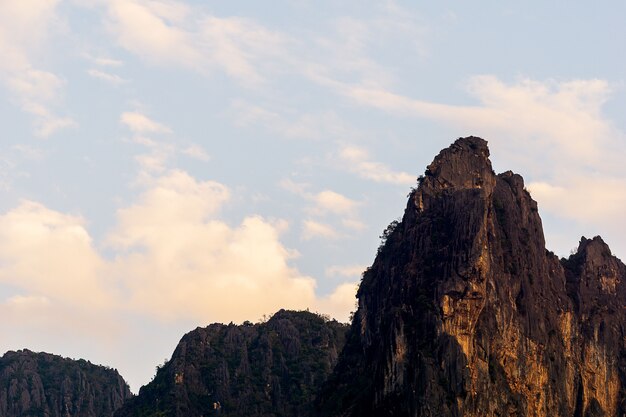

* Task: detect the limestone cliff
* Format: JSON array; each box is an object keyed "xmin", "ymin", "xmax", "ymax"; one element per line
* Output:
[
  {"xmin": 0, "ymin": 349, "xmax": 131, "ymax": 417},
  {"xmin": 317, "ymin": 137, "xmax": 626, "ymax": 417},
  {"xmin": 115, "ymin": 310, "xmax": 348, "ymax": 417}
]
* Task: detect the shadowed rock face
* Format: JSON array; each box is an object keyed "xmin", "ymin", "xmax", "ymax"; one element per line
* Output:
[
  {"xmin": 115, "ymin": 310, "xmax": 348, "ymax": 417},
  {"xmin": 317, "ymin": 137, "xmax": 626, "ymax": 417},
  {"xmin": 0, "ymin": 349, "xmax": 131, "ymax": 417}
]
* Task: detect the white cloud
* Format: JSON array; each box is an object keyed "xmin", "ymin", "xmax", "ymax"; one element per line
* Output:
[
  {"xmin": 302, "ymin": 219, "xmax": 342, "ymax": 241},
  {"xmin": 87, "ymin": 68, "xmax": 128, "ymax": 85},
  {"xmin": 0, "ymin": 169, "xmax": 357, "ymax": 324},
  {"xmin": 104, "ymin": 0, "xmax": 289, "ymax": 86},
  {"xmin": 338, "ymin": 145, "xmax": 415, "ymax": 185},
  {"xmin": 0, "ymin": 1, "xmax": 61, "ymax": 68},
  {"xmin": 316, "ymin": 282, "xmax": 358, "ymax": 322},
  {"xmin": 121, "ymin": 112, "xmax": 209, "ymax": 177},
  {"xmin": 12, "ymin": 144, "xmax": 45, "ymax": 160},
  {"xmin": 528, "ymin": 178, "xmax": 626, "ymax": 224},
  {"xmin": 311, "ymin": 190, "xmax": 358, "ymax": 216},
  {"xmin": 279, "ymin": 178, "xmax": 310, "ymax": 195},
  {"xmin": 339, "ymin": 75, "xmax": 626, "ymax": 255},
  {"xmin": 4, "ymin": 294, "xmax": 51, "ymax": 309},
  {"xmin": 0, "ymin": 1, "xmax": 75, "ymax": 137},
  {"xmin": 89, "ymin": 55, "xmax": 124, "ymax": 67},
  {"xmin": 280, "ymin": 180, "xmax": 365, "ymax": 237},
  {"xmin": 106, "ymin": 0, "xmax": 200, "ymax": 66},
  {"xmin": 121, "ymin": 111, "xmax": 172, "ymax": 134},
  {"xmin": 0, "ymin": 201, "xmax": 113, "ymax": 309},
  {"xmin": 105, "ymin": 168, "xmax": 315, "ymax": 322},
  {"xmin": 229, "ymin": 100, "xmax": 356, "ymax": 141},
  {"xmin": 107, "ymin": 170, "xmax": 230, "ymax": 248},
  {"xmin": 343, "ymin": 76, "xmax": 618, "ymax": 169},
  {"xmin": 181, "ymin": 144, "xmax": 210, "ymax": 161},
  {"xmin": 325, "ymin": 264, "xmax": 366, "ymax": 278},
  {"xmin": 6, "ymin": 69, "xmax": 76, "ymax": 137},
  {"xmin": 341, "ymin": 218, "xmax": 367, "ymax": 231}
]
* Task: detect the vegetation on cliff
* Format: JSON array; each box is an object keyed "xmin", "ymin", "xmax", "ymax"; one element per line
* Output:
[
  {"xmin": 0, "ymin": 349, "xmax": 131, "ymax": 417},
  {"xmin": 115, "ymin": 310, "xmax": 348, "ymax": 417}
]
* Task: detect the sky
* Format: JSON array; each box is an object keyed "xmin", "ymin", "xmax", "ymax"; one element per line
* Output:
[{"xmin": 1, "ymin": 0, "xmax": 626, "ymax": 392}]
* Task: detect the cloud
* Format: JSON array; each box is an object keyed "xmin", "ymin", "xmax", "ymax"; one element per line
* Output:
[
  {"xmin": 0, "ymin": 1, "xmax": 75, "ymax": 137},
  {"xmin": 343, "ymin": 76, "xmax": 618, "ymax": 169},
  {"xmin": 311, "ymin": 190, "xmax": 359, "ymax": 216},
  {"xmin": 229, "ymin": 100, "xmax": 357, "ymax": 141},
  {"xmin": 134, "ymin": 150, "xmax": 170, "ymax": 174},
  {"xmin": 325, "ymin": 264, "xmax": 366, "ymax": 278},
  {"xmin": 0, "ymin": 201, "xmax": 113, "ymax": 309},
  {"xmin": 338, "ymin": 145, "xmax": 415, "ymax": 185},
  {"xmin": 121, "ymin": 112, "xmax": 211, "ymax": 176},
  {"xmin": 12, "ymin": 144, "xmax": 45, "ymax": 160},
  {"xmin": 279, "ymin": 178, "xmax": 310, "ymax": 195},
  {"xmin": 280, "ymin": 180, "xmax": 365, "ymax": 237},
  {"xmin": 279, "ymin": 180, "xmax": 360, "ymax": 216},
  {"xmin": 341, "ymin": 218, "xmax": 367, "ymax": 231},
  {"xmin": 121, "ymin": 111, "xmax": 172, "ymax": 134},
  {"xmin": 4, "ymin": 294, "xmax": 51, "ymax": 309},
  {"xmin": 0, "ymin": 169, "xmax": 356, "ymax": 324},
  {"xmin": 105, "ymin": 170, "xmax": 319, "ymax": 322},
  {"xmin": 301, "ymin": 2, "xmax": 429, "ymax": 91},
  {"xmin": 104, "ymin": 0, "xmax": 289, "ymax": 86},
  {"xmin": 6, "ymin": 69, "xmax": 76, "ymax": 137},
  {"xmin": 87, "ymin": 68, "xmax": 128, "ymax": 85},
  {"xmin": 107, "ymin": 170, "xmax": 230, "ymax": 248},
  {"xmin": 88, "ymin": 55, "xmax": 124, "ymax": 67},
  {"xmin": 301, "ymin": 219, "xmax": 342, "ymax": 241},
  {"xmin": 338, "ymin": 75, "xmax": 626, "ymax": 255},
  {"xmin": 181, "ymin": 144, "xmax": 210, "ymax": 161},
  {"xmin": 527, "ymin": 178, "xmax": 626, "ymax": 225},
  {"xmin": 317, "ymin": 282, "xmax": 358, "ymax": 322}
]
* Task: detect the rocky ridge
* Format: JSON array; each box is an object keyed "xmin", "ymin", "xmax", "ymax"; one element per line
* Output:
[
  {"xmin": 0, "ymin": 349, "xmax": 131, "ymax": 417},
  {"xmin": 316, "ymin": 136, "xmax": 626, "ymax": 417},
  {"xmin": 115, "ymin": 309, "xmax": 348, "ymax": 417}
]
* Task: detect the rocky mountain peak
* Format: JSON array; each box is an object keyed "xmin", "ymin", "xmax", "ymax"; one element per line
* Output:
[
  {"xmin": 318, "ymin": 136, "xmax": 626, "ymax": 417},
  {"xmin": 565, "ymin": 235, "xmax": 625, "ymax": 304},
  {"xmin": 424, "ymin": 136, "xmax": 493, "ymax": 189},
  {"xmin": 412, "ymin": 136, "xmax": 496, "ymax": 215},
  {"xmin": 576, "ymin": 235, "xmax": 613, "ymax": 261}
]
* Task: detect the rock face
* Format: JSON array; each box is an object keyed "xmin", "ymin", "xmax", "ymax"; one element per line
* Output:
[
  {"xmin": 0, "ymin": 349, "xmax": 132, "ymax": 417},
  {"xmin": 317, "ymin": 137, "xmax": 626, "ymax": 417},
  {"xmin": 115, "ymin": 310, "xmax": 348, "ymax": 417}
]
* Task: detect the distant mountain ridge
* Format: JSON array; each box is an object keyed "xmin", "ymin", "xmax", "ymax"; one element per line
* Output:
[{"xmin": 0, "ymin": 349, "xmax": 131, "ymax": 417}]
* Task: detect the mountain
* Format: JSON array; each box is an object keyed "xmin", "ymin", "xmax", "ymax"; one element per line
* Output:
[
  {"xmin": 316, "ymin": 137, "xmax": 626, "ymax": 417},
  {"xmin": 115, "ymin": 309, "xmax": 348, "ymax": 417},
  {"xmin": 0, "ymin": 349, "xmax": 131, "ymax": 417}
]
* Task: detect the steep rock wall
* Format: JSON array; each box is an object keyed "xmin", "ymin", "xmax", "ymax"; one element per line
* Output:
[{"xmin": 317, "ymin": 137, "xmax": 626, "ymax": 417}]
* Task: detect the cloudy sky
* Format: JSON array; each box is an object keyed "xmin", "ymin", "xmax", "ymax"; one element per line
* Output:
[{"xmin": 2, "ymin": 0, "xmax": 626, "ymax": 391}]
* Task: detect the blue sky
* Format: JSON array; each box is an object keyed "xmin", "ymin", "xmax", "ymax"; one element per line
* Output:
[{"xmin": 1, "ymin": 0, "xmax": 626, "ymax": 392}]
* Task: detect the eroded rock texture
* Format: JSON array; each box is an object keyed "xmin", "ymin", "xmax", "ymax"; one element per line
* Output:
[
  {"xmin": 317, "ymin": 137, "xmax": 626, "ymax": 417},
  {"xmin": 0, "ymin": 349, "xmax": 131, "ymax": 417},
  {"xmin": 115, "ymin": 310, "xmax": 348, "ymax": 417}
]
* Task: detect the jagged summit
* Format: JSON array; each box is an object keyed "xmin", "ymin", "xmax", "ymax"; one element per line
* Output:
[
  {"xmin": 318, "ymin": 137, "xmax": 626, "ymax": 417},
  {"xmin": 576, "ymin": 235, "xmax": 614, "ymax": 260},
  {"xmin": 422, "ymin": 136, "xmax": 493, "ymax": 190}
]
